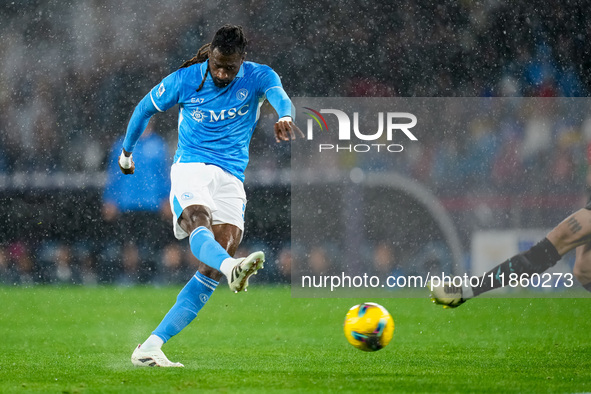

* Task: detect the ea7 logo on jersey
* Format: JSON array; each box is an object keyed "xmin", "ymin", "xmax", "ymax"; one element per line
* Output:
[{"xmin": 209, "ymin": 104, "xmax": 250, "ymax": 122}]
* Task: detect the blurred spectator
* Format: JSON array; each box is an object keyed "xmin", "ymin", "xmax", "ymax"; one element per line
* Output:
[
  {"xmin": 307, "ymin": 245, "xmax": 333, "ymax": 276},
  {"xmin": 1, "ymin": 0, "xmax": 591, "ymax": 286},
  {"xmin": 491, "ymin": 134, "xmax": 524, "ymax": 191},
  {"xmin": 276, "ymin": 246, "xmax": 293, "ymax": 284},
  {"xmin": 407, "ymin": 241, "xmax": 452, "ymax": 276},
  {"xmin": 0, "ymin": 1, "xmax": 590, "ymax": 174},
  {"xmin": 160, "ymin": 243, "xmax": 186, "ymax": 285},
  {"xmin": 371, "ymin": 241, "xmax": 404, "ymax": 278},
  {"xmin": 0, "ymin": 246, "xmax": 8, "ymax": 285},
  {"xmin": 549, "ymin": 130, "xmax": 580, "ymax": 190},
  {"xmin": 523, "ymin": 43, "xmax": 558, "ymax": 96},
  {"xmin": 5, "ymin": 242, "xmax": 34, "ymax": 285},
  {"xmin": 76, "ymin": 244, "xmax": 99, "ymax": 286},
  {"xmin": 101, "ymin": 123, "xmax": 173, "ymax": 285},
  {"xmin": 431, "ymin": 137, "xmax": 462, "ymax": 194}
]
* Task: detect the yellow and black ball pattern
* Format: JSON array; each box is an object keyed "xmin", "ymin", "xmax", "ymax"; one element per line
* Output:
[{"xmin": 344, "ymin": 302, "xmax": 394, "ymax": 351}]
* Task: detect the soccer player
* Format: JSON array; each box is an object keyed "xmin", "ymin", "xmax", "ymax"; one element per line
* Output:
[
  {"xmin": 122, "ymin": 25, "xmax": 301, "ymax": 367},
  {"xmin": 430, "ymin": 204, "xmax": 591, "ymax": 307}
]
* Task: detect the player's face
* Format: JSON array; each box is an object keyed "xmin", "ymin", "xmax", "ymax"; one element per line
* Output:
[{"xmin": 209, "ymin": 48, "xmax": 244, "ymax": 88}]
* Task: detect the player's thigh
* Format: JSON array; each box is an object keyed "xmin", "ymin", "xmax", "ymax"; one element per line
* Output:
[
  {"xmin": 169, "ymin": 163, "xmax": 218, "ymax": 239},
  {"xmin": 211, "ymin": 168, "xmax": 247, "ymax": 234}
]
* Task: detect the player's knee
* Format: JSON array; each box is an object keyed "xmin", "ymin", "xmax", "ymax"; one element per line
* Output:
[
  {"xmin": 573, "ymin": 262, "xmax": 591, "ymax": 285},
  {"xmin": 180, "ymin": 205, "xmax": 212, "ymax": 233}
]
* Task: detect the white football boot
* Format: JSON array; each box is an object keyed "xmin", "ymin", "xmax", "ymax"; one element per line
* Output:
[
  {"xmin": 228, "ymin": 251, "xmax": 265, "ymax": 293},
  {"xmin": 429, "ymin": 280, "xmax": 468, "ymax": 308},
  {"xmin": 131, "ymin": 344, "xmax": 184, "ymax": 367}
]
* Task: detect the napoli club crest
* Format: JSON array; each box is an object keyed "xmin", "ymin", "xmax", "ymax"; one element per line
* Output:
[{"xmin": 236, "ymin": 88, "xmax": 248, "ymax": 101}]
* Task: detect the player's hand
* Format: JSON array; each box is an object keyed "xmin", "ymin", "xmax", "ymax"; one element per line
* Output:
[
  {"xmin": 118, "ymin": 149, "xmax": 135, "ymax": 174},
  {"xmin": 274, "ymin": 116, "xmax": 304, "ymax": 142}
]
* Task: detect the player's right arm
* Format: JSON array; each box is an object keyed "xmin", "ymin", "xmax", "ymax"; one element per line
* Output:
[{"xmin": 119, "ymin": 72, "xmax": 181, "ymax": 174}]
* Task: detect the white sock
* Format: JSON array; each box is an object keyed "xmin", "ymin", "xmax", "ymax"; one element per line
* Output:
[
  {"xmin": 219, "ymin": 257, "xmax": 238, "ymax": 278},
  {"xmin": 142, "ymin": 334, "xmax": 164, "ymax": 350}
]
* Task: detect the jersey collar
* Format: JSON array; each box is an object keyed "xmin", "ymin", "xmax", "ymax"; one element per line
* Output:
[
  {"xmin": 200, "ymin": 60, "xmax": 245, "ymax": 79},
  {"xmin": 236, "ymin": 63, "xmax": 245, "ymax": 78}
]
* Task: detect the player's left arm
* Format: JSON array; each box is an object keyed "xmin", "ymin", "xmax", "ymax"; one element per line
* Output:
[
  {"xmin": 261, "ymin": 68, "xmax": 304, "ymax": 142},
  {"xmin": 266, "ymin": 87, "xmax": 304, "ymax": 142}
]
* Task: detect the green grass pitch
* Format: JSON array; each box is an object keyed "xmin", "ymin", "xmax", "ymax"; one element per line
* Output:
[{"xmin": 1, "ymin": 286, "xmax": 590, "ymax": 393}]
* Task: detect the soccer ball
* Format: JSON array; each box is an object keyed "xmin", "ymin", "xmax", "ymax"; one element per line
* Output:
[{"xmin": 343, "ymin": 302, "xmax": 394, "ymax": 352}]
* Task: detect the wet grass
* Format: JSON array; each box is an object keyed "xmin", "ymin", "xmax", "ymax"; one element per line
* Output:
[{"xmin": 0, "ymin": 285, "xmax": 590, "ymax": 393}]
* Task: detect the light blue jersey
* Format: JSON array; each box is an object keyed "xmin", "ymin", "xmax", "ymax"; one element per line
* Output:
[{"xmin": 123, "ymin": 60, "xmax": 292, "ymax": 181}]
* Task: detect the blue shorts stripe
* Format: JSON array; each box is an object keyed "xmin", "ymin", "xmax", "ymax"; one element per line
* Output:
[{"xmin": 173, "ymin": 195, "xmax": 184, "ymax": 218}]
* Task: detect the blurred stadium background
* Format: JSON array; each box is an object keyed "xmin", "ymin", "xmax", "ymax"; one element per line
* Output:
[{"xmin": 1, "ymin": 0, "xmax": 590, "ymax": 287}]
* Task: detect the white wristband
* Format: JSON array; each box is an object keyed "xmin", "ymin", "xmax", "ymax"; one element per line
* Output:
[
  {"xmin": 278, "ymin": 116, "xmax": 292, "ymax": 122},
  {"xmin": 119, "ymin": 152, "xmax": 133, "ymax": 169}
]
